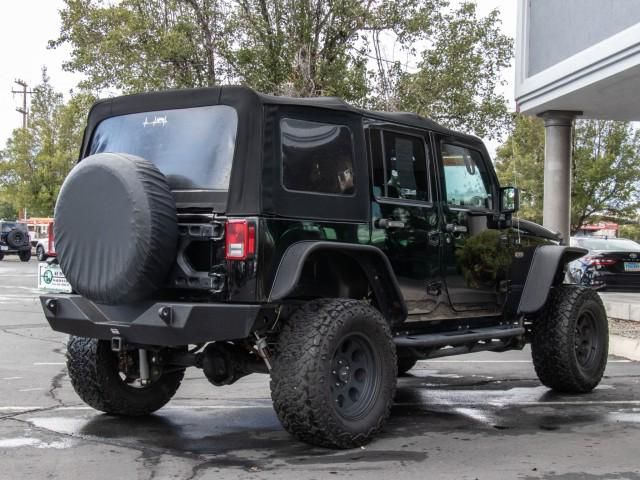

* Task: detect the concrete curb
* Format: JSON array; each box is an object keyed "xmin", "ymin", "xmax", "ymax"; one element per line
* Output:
[
  {"xmin": 602, "ymin": 301, "xmax": 640, "ymax": 322},
  {"xmin": 609, "ymin": 334, "xmax": 640, "ymax": 361}
]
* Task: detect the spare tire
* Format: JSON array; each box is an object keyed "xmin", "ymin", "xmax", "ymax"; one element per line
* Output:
[
  {"xmin": 55, "ymin": 153, "xmax": 178, "ymax": 304},
  {"xmin": 6, "ymin": 229, "xmax": 28, "ymax": 248}
]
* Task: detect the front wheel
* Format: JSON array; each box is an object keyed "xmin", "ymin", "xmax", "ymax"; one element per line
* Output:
[
  {"xmin": 271, "ymin": 299, "xmax": 397, "ymax": 448},
  {"xmin": 67, "ymin": 336, "xmax": 184, "ymax": 415},
  {"xmin": 531, "ymin": 286, "xmax": 608, "ymax": 393},
  {"xmin": 36, "ymin": 245, "xmax": 47, "ymax": 261}
]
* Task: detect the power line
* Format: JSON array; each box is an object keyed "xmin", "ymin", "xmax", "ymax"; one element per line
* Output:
[{"xmin": 11, "ymin": 79, "xmax": 34, "ymax": 129}]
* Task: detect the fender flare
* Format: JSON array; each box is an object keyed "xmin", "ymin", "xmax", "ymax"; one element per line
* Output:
[
  {"xmin": 269, "ymin": 241, "xmax": 407, "ymax": 323},
  {"xmin": 518, "ymin": 245, "xmax": 587, "ymax": 314}
]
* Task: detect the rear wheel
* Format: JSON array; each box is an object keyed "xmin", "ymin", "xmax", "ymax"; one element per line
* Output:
[
  {"xmin": 36, "ymin": 245, "xmax": 47, "ymax": 261},
  {"xmin": 18, "ymin": 250, "xmax": 31, "ymax": 262},
  {"xmin": 271, "ymin": 299, "xmax": 397, "ymax": 448},
  {"xmin": 67, "ymin": 336, "xmax": 184, "ymax": 415},
  {"xmin": 531, "ymin": 285, "xmax": 608, "ymax": 393},
  {"xmin": 0, "ymin": 253, "xmax": 4, "ymax": 261}
]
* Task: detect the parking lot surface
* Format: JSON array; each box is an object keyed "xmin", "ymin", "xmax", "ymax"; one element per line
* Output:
[{"xmin": 1, "ymin": 258, "xmax": 640, "ymax": 479}]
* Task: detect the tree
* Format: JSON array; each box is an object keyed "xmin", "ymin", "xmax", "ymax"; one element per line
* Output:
[
  {"xmin": 0, "ymin": 70, "xmax": 94, "ymax": 217},
  {"xmin": 0, "ymin": 201, "xmax": 17, "ymax": 220},
  {"xmin": 394, "ymin": 2, "xmax": 513, "ymax": 139},
  {"xmin": 50, "ymin": 0, "xmax": 233, "ymax": 92},
  {"xmin": 495, "ymin": 116, "xmax": 640, "ymax": 233},
  {"xmin": 494, "ymin": 115, "xmax": 545, "ymax": 224},
  {"xmin": 51, "ymin": 0, "xmax": 513, "ymax": 138}
]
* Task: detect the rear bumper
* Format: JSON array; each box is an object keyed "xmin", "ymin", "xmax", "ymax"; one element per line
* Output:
[
  {"xmin": 40, "ymin": 295, "xmax": 262, "ymax": 346},
  {"xmin": 591, "ymin": 272, "xmax": 640, "ymax": 291},
  {"xmin": 0, "ymin": 245, "xmax": 31, "ymax": 253}
]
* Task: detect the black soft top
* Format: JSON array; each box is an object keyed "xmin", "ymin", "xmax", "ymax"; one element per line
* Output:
[
  {"xmin": 80, "ymin": 85, "xmax": 484, "ymax": 216},
  {"xmin": 85, "ymin": 85, "xmax": 480, "ymax": 143}
]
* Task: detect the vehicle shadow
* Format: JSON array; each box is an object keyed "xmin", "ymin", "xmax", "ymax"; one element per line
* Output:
[{"xmin": 63, "ymin": 373, "xmax": 618, "ymax": 469}]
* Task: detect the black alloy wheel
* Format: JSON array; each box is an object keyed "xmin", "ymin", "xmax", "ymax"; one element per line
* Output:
[
  {"xmin": 574, "ymin": 310, "xmax": 603, "ymax": 371},
  {"xmin": 330, "ymin": 333, "xmax": 380, "ymax": 420}
]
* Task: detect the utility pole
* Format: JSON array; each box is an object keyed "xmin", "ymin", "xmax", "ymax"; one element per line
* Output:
[{"xmin": 11, "ymin": 79, "xmax": 33, "ymax": 129}]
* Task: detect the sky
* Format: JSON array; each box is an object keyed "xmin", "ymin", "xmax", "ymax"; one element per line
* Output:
[{"xmin": 0, "ymin": 0, "xmax": 518, "ymax": 151}]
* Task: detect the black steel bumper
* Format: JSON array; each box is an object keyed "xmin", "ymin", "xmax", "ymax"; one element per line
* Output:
[{"xmin": 40, "ymin": 295, "xmax": 262, "ymax": 346}]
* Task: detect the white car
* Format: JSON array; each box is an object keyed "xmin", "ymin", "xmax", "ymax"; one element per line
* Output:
[{"xmin": 36, "ymin": 237, "xmax": 50, "ymax": 261}]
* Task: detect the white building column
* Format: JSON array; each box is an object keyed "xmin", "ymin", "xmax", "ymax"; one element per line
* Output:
[{"xmin": 538, "ymin": 110, "xmax": 581, "ymax": 244}]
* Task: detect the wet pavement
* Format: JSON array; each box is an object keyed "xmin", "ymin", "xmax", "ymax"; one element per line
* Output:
[{"xmin": 2, "ymin": 258, "xmax": 640, "ymax": 479}]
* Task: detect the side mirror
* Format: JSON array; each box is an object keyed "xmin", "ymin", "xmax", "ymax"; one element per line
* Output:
[{"xmin": 500, "ymin": 186, "xmax": 519, "ymax": 214}]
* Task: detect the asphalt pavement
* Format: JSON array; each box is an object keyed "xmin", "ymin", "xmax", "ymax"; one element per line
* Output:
[{"xmin": 1, "ymin": 258, "xmax": 640, "ymax": 479}]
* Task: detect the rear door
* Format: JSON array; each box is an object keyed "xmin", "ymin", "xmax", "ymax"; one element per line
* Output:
[
  {"xmin": 435, "ymin": 138, "xmax": 510, "ymax": 312},
  {"xmin": 367, "ymin": 126, "xmax": 443, "ymax": 316}
]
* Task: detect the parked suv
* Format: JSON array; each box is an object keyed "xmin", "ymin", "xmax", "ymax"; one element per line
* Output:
[
  {"xmin": 0, "ymin": 221, "xmax": 31, "ymax": 261},
  {"xmin": 41, "ymin": 86, "xmax": 608, "ymax": 448}
]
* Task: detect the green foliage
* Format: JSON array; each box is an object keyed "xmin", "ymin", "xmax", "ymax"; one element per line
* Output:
[
  {"xmin": 51, "ymin": 0, "xmax": 229, "ymax": 92},
  {"xmin": 571, "ymin": 121, "xmax": 640, "ymax": 231},
  {"xmin": 0, "ymin": 201, "xmax": 17, "ymax": 220},
  {"xmin": 455, "ymin": 229, "xmax": 512, "ymax": 288},
  {"xmin": 0, "ymin": 70, "xmax": 94, "ymax": 217},
  {"xmin": 495, "ymin": 115, "xmax": 640, "ymax": 233},
  {"xmin": 51, "ymin": 0, "xmax": 513, "ymax": 137},
  {"xmin": 494, "ymin": 115, "xmax": 545, "ymax": 224},
  {"xmin": 619, "ymin": 223, "xmax": 640, "ymax": 241},
  {"xmin": 396, "ymin": 2, "xmax": 513, "ymax": 139}
]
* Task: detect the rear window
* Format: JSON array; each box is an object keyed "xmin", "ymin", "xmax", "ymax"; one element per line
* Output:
[
  {"xmin": 573, "ymin": 238, "xmax": 640, "ymax": 251},
  {"xmin": 1, "ymin": 223, "xmax": 27, "ymax": 233},
  {"xmin": 89, "ymin": 105, "xmax": 238, "ymax": 190}
]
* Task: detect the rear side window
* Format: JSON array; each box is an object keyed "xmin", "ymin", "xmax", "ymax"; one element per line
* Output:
[
  {"xmin": 370, "ymin": 129, "xmax": 430, "ymax": 202},
  {"xmin": 441, "ymin": 144, "xmax": 493, "ymax": 209},
  {"xmin": 281, "ymin": 118, "xmax": 355, "ymax": 195}
]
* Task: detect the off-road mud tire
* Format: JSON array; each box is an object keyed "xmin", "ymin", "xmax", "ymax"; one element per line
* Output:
[
  {"xmin": 531, "ymin": 285, "xmax": 608, "ymax": 393},
  {"xmin": 67, "ymin": 336, "xmax": 184, "ymax": 416},
  {"xmin": 397, "ymin": 356, "xmax": 418, "ymax": 376},
  {"xmin": 270, "ymin": 299, "xmax": 397, "ymax": 448},
  {"xmin": 0, "ymin": 253, "xmax": 4, "ymax": 261},
  {"xmin": 18, "ymin": 250, "xmax": 31, "ymax": 262}
]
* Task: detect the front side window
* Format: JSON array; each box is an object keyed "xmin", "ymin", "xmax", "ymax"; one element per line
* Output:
[
  {"xmin": 442, "ymin": 144, "xmax": 492, "ymax": 209},
  {"xmin": 281, "ymin": 118, "xmax": 355, "ymax": 195},
  {"xmin": 370, "ymin": 129, "xmax": 429, "ymax": 202},
  {"xmin": 89, "ymin": 105, "xmax": 238, "ymax": 191}
]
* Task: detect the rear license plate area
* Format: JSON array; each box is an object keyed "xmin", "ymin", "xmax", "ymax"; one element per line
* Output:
[{"xmin": 624, "ymin": 262, "xmax": 640, "ymax": 272}]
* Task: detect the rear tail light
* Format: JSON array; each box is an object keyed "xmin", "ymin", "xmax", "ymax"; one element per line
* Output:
[
  {"xmin": 225, "ymin": 219, "xmax": 256, "ymax": 260},
  {"xmin": 585, "ymin": 256, "xmax": 616, "ymax": 266}
]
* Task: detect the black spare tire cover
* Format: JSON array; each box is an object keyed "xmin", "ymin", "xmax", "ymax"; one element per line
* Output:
[
  {"xmin": 6, "ymin": 229, "xmax": 27, "ymax": 248},
  {"xmin": 55, "ymin": 153, "xmax": 178, "ymax": 304}
]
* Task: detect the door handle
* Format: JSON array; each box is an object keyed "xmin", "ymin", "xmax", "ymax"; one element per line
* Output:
[
  {"xmin": 375, "ymin": 218, "xmax": 405, "ymax": 229},
  {"xmin": 445, "ymin": 224, "xmax": 468, "ymax": 233}
]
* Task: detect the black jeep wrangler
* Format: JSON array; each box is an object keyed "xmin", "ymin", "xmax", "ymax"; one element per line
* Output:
[
  {"xmin": 0, "ymin": 221, "xmax": 32, "ymax": 261},
  {"xmin": 41, "ymin": 86, "xmax": 608, "ymax": 448}
]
